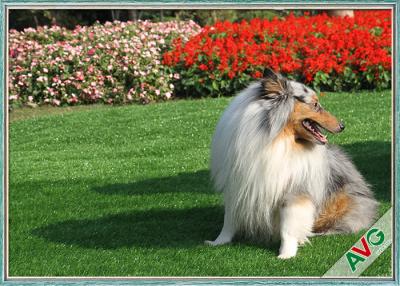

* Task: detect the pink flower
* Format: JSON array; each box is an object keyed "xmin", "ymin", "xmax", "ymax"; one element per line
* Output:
[
  {"xmin": 87, "ymin": 48, "xmax": 96, "ymax": 56},
  {"xmin": 8, "ymin": 19, "xmax": 202, "ymax": 106},
  {"xmin": 68, "ymin": 96, "xmax": 78, "ymax": 104},
  {"xmin": 10, "ymin": 49, "xmax": 17, "ymax": 58},
  {"xmin": 75, "ymin": 71, "xmax": 84, "ymax": 81},
  {"xmin": 36, "ymin": 76, "xmax": 47, "ymax": 83}
]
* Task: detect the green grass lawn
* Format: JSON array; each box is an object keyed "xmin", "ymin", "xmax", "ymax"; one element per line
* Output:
[{"xmin": 9, "ymin": 90, "xmax": 392, "ymax": 277}]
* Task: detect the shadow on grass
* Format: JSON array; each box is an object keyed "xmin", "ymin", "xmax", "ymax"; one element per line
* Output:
[
  {"xmin": 92, "ymin": 170, "xmax": 212, "ymax": 196},
  {"xmin": 90, "ymin": 141, "xmax": 390, "ymax": 202},
  {"xmin": 341, "ymin": 141, "xmax": 391, "ymax": 202},
  {"xmin": 31, "ymin": 140, "xmax": 390, "ymax": 250},
  {"xmin": 32, "ymin": 206, "xmax": 224, "ymax": 249}
]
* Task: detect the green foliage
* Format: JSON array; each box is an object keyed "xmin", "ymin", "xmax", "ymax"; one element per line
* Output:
[
  {"xmin": 9, "ymin": 10, "xmax": 112, "ymax": 30},
  {"xmin": 9, "ymin": 9, "xmax": 283, "ymax": 31},
  {"xmin": 175, "ymin": 10, "xmax": 281, "ymax": 26}
]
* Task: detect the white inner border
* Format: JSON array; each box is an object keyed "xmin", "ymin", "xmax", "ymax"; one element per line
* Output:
[{"xmin": 3, "ymin": 3, "xmax": 396, "ymax": 281}]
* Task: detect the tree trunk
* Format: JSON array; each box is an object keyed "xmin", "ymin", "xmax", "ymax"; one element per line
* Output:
[
  {"xmin": 128, "ymin": 10, "xmax": 138, "ymax": 21},
  {"xmin": 328, "ymin": 10, "xmax": 354, "ymax": 18},
  {"xmin": 111, "ymin": 10, "xmax": 122, "ymax": 21},
  {"xmin": 51, "ymin": 10, "xmax": 58, "ymax": 25},
  {"xmin": 212, "ymin": 10, "xmax": 217, "ymax": 23}
]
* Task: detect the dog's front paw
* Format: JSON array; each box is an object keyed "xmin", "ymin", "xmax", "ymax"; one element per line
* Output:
[
  {"xmin": 278, "ymin": 240, "xmax": 298, "ymax": 259},
  {"xmin": 204, "ymin": 239, "xmax": 230, "ymax": 246},
  {"xmin": 277, "ymin": 252, "xmax": 297, "ymax": 259},
  {"xmin": 204, "ymin": 240, "xmax": 220, "ymax": 246}
]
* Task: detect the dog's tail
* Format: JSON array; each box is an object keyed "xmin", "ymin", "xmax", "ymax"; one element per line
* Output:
[
  {"xmin": 313, "ymin": 190, "xmax": 351, "ymax": 234},
  {"xmin": 313, "ymin": 188, "xmax": 378, "ymax": 235}
]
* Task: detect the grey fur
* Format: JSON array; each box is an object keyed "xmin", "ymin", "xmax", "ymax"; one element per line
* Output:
[{"xmin": 324, "ymin": 145, "xmax": 378, "ymax": 233}]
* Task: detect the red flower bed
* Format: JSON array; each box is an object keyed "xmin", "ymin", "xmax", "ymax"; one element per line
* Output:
[{"xmin": 163, "ymin": 10, "xmax": 391, "ymax": 97}]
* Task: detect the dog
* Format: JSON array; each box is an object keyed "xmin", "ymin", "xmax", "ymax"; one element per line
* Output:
[{"xmin": 205, "ymin": 69, "xmax": 378, "ymax": 259}]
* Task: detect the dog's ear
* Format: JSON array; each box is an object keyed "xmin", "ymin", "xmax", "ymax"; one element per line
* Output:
[
  {"xmin": 262, "ymin": 68, "xmax": 281, "ymax": 80},
  {"xmin": 261, "ymin": 68, "xmax": 289, "ymax": 98}
]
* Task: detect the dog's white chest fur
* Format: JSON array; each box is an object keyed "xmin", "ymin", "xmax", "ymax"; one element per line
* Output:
[
  {"xmin": 231, "ymin": 137, "xmax": 328, "ymax": 237},
  {"xmin": 264, "ymin": 138, "xmax": 328, "ymax": 205}
]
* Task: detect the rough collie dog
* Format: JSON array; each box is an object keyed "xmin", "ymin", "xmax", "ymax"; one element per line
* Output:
[{"xmin": 206, "ymin": 69, "xmax": 378, "ymax": 259}]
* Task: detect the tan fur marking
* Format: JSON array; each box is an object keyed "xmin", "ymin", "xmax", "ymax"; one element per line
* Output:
[
  {"xmin": 291, "ymin": 102, "xmax": 339, "ymax": 130},
  {"xmin": 291, "ymin": 101, "xmax": 339, "ymax": 133},
  {"xmin": 273, "ymin": 99, "xmax": 340, "ymax": 148},
  {"xmin": 295, "ymin": 195, "xmax": 313, "ymax": 207},
  {"xmin": 263, "ymin": 78, "xmax": 285, "ymax": 95},
  {"xmin": 284, "ymin": 101, "xmax": 340, "ymax": 145},
  {"xmin": 273, "ymin": 109, "xmax": 313, "ymax": 150},
  {"xmin": 282, "ymin": 195, "xmax": 313, "ymax": 209},
  {"xmin": 313, "ymin": 191, "xmax": 352, "ymax": 233},
  {"xmin": 272, "ymin": 122, "xmax": 308, "ymax": 151},
  {"xmin": 296, "ymin": 196, "xmax": 311, "ymax": 205}
]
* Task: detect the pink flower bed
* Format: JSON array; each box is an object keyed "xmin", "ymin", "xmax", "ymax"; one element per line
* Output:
[{"xmin": 9, "ymin": 20, "xmax": 201, "ymax": 106}]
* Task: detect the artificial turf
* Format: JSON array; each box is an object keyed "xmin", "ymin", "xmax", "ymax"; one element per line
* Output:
[{"xmin": 9, "ymin": 90, "xmax": 392, "ymax": 277}]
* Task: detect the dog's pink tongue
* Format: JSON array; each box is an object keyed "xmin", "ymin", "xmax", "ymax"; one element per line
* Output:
[{"xmin": 317, "ymin": 133, "xmax": 328, "ymax": 143}]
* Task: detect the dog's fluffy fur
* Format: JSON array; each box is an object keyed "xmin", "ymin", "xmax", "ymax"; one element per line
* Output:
[{"xmin": 206, "ymin": 69, "xmax": 378, "ymax": 259}]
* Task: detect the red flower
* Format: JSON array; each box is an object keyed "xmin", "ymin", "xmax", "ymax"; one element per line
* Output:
[
  {"xmin": 163, "ymin": 10, "xmax": 391, "ymax": 93},
  {"xmin": 199, "ymin": 64, "xmax": 208, "ymax": 71},
  {"xmin": 252, "ymin": 71, "xmax": 263, "ymax": 78}
]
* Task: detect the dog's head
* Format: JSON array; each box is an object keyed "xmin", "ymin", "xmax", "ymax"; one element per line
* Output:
[{"xmin": 261, "ymin": 68, "xmax": 344, "ymax": 145}]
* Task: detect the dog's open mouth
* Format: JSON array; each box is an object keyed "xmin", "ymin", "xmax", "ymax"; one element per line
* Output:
[{"xmin": 302, "ymin": 119, "xmax": 328, "ymax": 144}]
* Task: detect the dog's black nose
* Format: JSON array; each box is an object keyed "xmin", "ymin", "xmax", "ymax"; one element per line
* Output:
[{"xmin": 339, "ymin": 122, "xmax": 345, "ymax": 131}]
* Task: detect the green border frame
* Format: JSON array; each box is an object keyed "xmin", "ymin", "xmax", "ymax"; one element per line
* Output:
[{"xmin": 1, "ymin": 1, "xmax": 398, "ymax": 285}]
